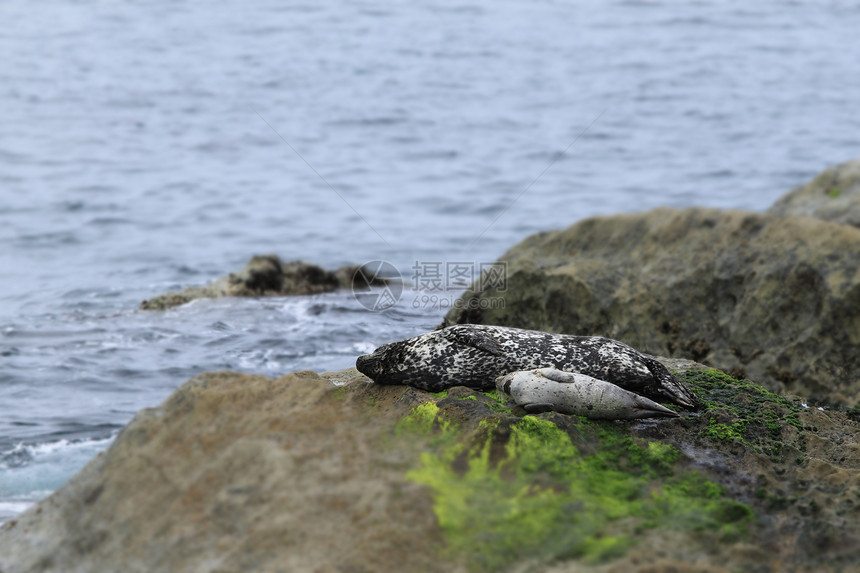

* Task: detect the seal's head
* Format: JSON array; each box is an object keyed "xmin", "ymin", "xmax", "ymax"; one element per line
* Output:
[
  {"xmin": 355, "ymin": 325, "xmax": 507, "ymax": 390},
  {"xmin": 355, "ymin": 345, "xmax": 391, "ymax": 382},
  {"xmin": 494, "ymin": 371, "xmax": 527, "ymax": 395},
  {"xmin": 355, "ymin": 336, "xmax": 435, "ymax": 385}
]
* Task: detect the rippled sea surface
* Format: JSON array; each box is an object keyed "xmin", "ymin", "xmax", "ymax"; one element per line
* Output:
[{"xmin": 2, "ymin": 0, "xmax": 859, "ymax": 521}]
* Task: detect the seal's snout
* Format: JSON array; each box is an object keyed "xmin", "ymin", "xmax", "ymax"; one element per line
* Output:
[
  {"xmin": 355, "ymin": 353, "xmax": 378, "ymax": 378},
  {"xmin": 494, "ymin": 374, "xmax": 506, "ymax": 392}
]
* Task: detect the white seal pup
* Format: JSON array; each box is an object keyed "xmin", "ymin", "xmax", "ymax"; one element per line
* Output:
[
  {"xmin": 355, "ymin": 324, "xmax": 699, "ymax": 409},
  {"xmin": 495, "ymin": 368, "xmax": 679, "ymax": 420}
]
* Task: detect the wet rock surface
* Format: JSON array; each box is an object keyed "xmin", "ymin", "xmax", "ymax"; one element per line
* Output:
[
  {"xmin": 140, "ymin": 255, "xmax": 378, "ymax": 310},
  {"xmin": 442, "ymin": 206, "xmax": 860, "ymax": 407},
  {"xmin": 1, "ymin": 366, "xmax": 858, "ymax": 572}
]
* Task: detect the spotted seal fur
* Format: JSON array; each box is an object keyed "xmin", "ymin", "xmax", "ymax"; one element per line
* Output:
[
  {"xmin": 495, "ymin": 368, "xmax": 679, "ymax": 419},
  {"xmin": 355, "ymin": 324, "xmax": 699, "ymax": 409}
]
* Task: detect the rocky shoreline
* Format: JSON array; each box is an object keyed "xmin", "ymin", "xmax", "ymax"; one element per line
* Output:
[
  {"xmin": 3, "ymin": 159, "xmax": 860, "ymax": 572},
  {"xmin": 2, "ymin": 364, "xmax": 858, "ymax": 572},
  {"xmin": 139, "ymin": 255, "xmax": 385, "ymax": 311}
]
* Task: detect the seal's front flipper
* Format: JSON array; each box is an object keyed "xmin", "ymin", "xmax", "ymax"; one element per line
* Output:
[
  {"xmin": 444, "ymin": 326, "xmax": 504, "ymax": 356},
  {"xmin": 522, "ymin": 403, "xmax": 555, "ymax": 414},
  {"xmin": 535, "ymin": 368, "xmax": 584, "ymax": 384}
]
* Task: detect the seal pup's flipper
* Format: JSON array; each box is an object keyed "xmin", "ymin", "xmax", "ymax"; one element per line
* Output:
[
  {"xmin": 442, "ymin": 326, "xmax": 504, "ymax": 356},
  {"xmin": 535, "ymin": 368, "xmax": 584, "ymax": 384},
  {"xmin": 522, "ymin": 403, "xmax": 555, "ymax": 414},
  {"xmin": 630, "ymin": 394, "xmax": 680, "ymax": 419}
]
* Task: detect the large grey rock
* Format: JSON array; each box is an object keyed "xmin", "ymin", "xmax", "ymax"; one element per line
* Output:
[
  {"xmin": 769, "ymin": 158, "xmax": 860, "ymax": 227},
  {"xmin": 442, "ymin": 207, "xmax": 860, "ymax": 406},
  {"xmin": 0, "ymin": 370, "xmax": 450, "ymax": 573}
]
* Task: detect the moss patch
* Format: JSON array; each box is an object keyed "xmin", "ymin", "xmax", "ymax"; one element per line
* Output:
[
  {"xmin": 331, "ymin": 386, "xmax": 348, "ymax": 401},
  {"xmin": 396, "ymin": 402, "xmax": 446, "ymax": 435},
  {"xmin": 483, "ymin": 389, "xmax": 515, "ymax": 413},
  {"xmin": 404, "ymin": 404, "xmax": 753, "ymax": 571},
  {"xmin": 702, "ymin": 418, "xmax": 747, "ymax": 444},
  {"xmin": 683, "ymin": 369, "xmax": 804, "ymax": 458}
]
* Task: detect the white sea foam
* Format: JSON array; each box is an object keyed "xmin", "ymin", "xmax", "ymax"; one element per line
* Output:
[
  {"xmin": 0, "ymin": 499, "xmax": 38, "ymax": 515},
  {"xmin": 0, "ymin": 434, "xmax": 117, "ymax": 522},
  {"xmin": 353, "ymin": 341, "xmax": 377, "ymax": 355}
]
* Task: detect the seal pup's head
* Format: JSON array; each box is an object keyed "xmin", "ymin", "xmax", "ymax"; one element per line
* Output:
[{"xmin": 495, "ymin": 370, "xmax": 530, "ymax": 395}]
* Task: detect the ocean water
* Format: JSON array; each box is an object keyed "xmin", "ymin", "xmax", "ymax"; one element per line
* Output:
[{"xmin": 2, "ymin": 0, "xmax": 859, "ymax": 521}]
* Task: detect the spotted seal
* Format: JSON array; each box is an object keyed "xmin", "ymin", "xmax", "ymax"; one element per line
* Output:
[
  {"xmin": 495, "ymin": 368, "xmax": 679, "ymax": 419},
  {"xmin": 355, "ymin": 324, "xmax": 699, "ymax": 408}
]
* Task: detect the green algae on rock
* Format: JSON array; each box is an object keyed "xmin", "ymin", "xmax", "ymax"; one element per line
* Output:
[
  {"xmin": 661, "ymin": 369, "xmax": 860, "ymax": 571},
  {"xmin": 403, "ymin": 401, "xmax": 753, "ymax": 571},
  {"xmin": 400, "ymin": 369, "xmax": 860, "ymax": 572},
  {"xmin": 684, "ymin": 369, "xmax": 804, "ymax": 457},
  {"xmin": 140, "ymin": 254, "xmax": 386, "ymax": 310}
]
